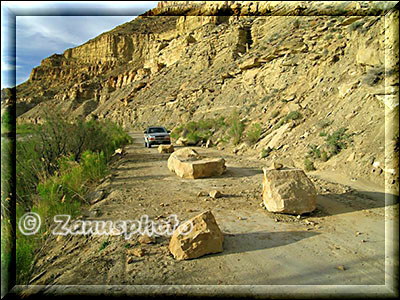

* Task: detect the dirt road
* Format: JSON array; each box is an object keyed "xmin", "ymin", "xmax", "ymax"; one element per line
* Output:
[{"xmin": 21, "ymin": 132, "xmax": 398, "ymax": 297}]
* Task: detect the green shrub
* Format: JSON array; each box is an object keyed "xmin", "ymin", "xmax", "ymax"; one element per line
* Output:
[
  {"xmin": 274, "ymin": 111, "xmax": 301, "ymax": 129},
  {"xmin": 292, "ymin": 18, "xmax": 301, "ymax": 29},
  {"xmin": 348, "ymin": 20, "xmax": 366, "ymax": 32},
  {"xmin": 1, "ymin": 110, "xmax": 13, "ymax": 133},
  {"xmin": 325, "ymin": 34, "xmax": 334, "ymax": 40},
  {"xmin": 99, "ymin": 240, "xmax": 111, "ymax": 251},
  {"xmin": 16, "ymin": 123, "xmax": 38, "ymax": 135},
  {"xmin": 271, "ymin": 110, "xmax": 279, "ymax": 118},
  {"xmin": 307, "ymin": 144, "xmax": 321, "ymax": 160},
  {"xmin": 325, "ymin": 127, "xmax": 352, "ymax": 155},
  {"xmin": 171, "ymin": 117, "xmax": 226, "ymax": 144},
  {"xmin": 14, "ymin": 112, "xmax": 131, "ymax": 284},
  {"xmin": 316, "ymin": 118, "xmax": 332, "ymax": 129},
  {"xmin": 227, "ymin": 110, "xmax": 245, "ymax": 145},
  {"xmin": 304, "ymin": 158, "xmax": 316, "ymax": 171},
  {"xmin": 261, "ymin": 95, "xmax": 272, "ymax": 103},
  {"xmin": 260, "ymin": 147, "xmax": 273, "ymax": 159},
  {"xmin": 15, "ymin": 206, "xmax": 37, "ymax": 284},
  {"xmin": 247, "ymin": 123, "xmax": 263, "ymax": 144},
  {"xmin": 319, "ymin": 131, "xmax": 327, "ymax": 137},
  {"xmin": 286, "ymin": 111, "xmax": 301, "ymax": 121},
  {"xmin": 320, "ymin": 150, "xmax": 329, "ymax": 162}
]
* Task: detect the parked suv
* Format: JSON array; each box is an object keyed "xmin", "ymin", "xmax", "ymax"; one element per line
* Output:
[{"xmin": 144, "ymin": 126, "xmax": 171, "ymax": 148}]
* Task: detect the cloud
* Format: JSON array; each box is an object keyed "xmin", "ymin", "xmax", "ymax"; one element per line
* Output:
[
  {"xmin": 1, "ymin": 60, "xmax": 18, "ymax": 71},
  {"xmin": 1, "ymin": 2, "xmax": 159, "ymax": 88}
]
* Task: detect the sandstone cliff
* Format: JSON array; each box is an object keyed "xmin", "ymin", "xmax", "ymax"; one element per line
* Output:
[{"xmin": 9, "ymin": 1, "xmax": 400, "ymax": 191}]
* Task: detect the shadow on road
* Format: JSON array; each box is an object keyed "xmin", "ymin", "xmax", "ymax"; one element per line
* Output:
[
  {"xmin": 221, "ymin": 167, "xmax": 263, "ymax": 179},
  {"xmin": 208, "ymin": 230, "xmax": 320, "ymax": 257},
  {"xmin": 312, "ymin": 191, "xmax": 399, "ymax": 217}
]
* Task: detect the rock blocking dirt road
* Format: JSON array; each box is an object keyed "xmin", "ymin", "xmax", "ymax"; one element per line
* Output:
[{"xmin": 25, "ymin": 132, "xmax": 398, "ymax": 295}]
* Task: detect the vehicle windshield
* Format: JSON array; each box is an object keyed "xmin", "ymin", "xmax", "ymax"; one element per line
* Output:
[{"xmin": 148, "ymin": 127, "xmax": 166, "ymax": 133}]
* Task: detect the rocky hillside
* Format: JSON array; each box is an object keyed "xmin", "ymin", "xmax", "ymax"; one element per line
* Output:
[{"xmin": 8, "ymin": 1, "xmax": 400, "ymax": 193}]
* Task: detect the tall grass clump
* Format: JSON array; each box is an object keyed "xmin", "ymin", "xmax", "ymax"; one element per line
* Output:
[
  {"xmin": 274, "ymin": 111, "xmax": 301, "ymax": 129},
  {"xmin": 247, "ymin": 123, "xmax": 263, "ymax": 144},
  {"xmin": 14, "ymin": 111, "xmax": 132, "ymax": 284},
  {"xmin": 227, "ymin": 110, "xmax": 245, "ymax": 145}
]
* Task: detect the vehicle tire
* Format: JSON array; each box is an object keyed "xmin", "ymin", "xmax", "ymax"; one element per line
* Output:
[
  {"xmin": 144, "ymin": 141, "xmax": 147, "ymax": 147},
  {"xmin": 148, "ymin": 143, "xmax": 152, "ymax": 148}
]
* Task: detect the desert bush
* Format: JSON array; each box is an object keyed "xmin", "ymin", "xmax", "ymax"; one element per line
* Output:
[
  {"xmin": 305, "ymin": 128, "xmax": 352, "ymax": 165},
  {"xmin": 247, "ymin": 123, "xmax": 263, "ymax": 144},
  {"xmin": 15, "ymin": 113, "xmax": 131, "ymax": 284},
  {"xmin": 171, "ymin": 117, "xmax": 226, "ymax": 145},
  {"xmin": 16, "ymin": 123, "xmax": 38, "ymax": 135},
  {"xmin": 292, "ymin": 18, "xmax": 301, "ymax": 29},
  {"xmin": 260, "ymin": 147, "xmax": 273, "ymax": 159},
  {"xmin": 319, "ymin": 131, "xmax": 327, "ymax": 137},
  {"xmin": 1, "ymin": 110, "xmax": 13, "ymax": 133},
  {"xmin": 325, "ymin": 127, "xmax": 352, "ymax": 156},
  {"xmin": 325, "ymin": 34, "xmax": 334, "ymax": 40},
  {"xmin": 316, "ymin": 118, "xmax": 332, "ymax": 129},
  {"xmin": 274, "ymin": 111, "xmax": 301, "ymax": 129},
  {"xmin": 16, "ymin": 113, "xmax": 131, "ymax": 210},
  {"xmin": 285, "ymin": 111, "xmax": 301, "ymax": 121},
  {"xmin": 348, "ymin": 20, "xmax": 366, "ymax": 32},
  {"xmin": 362, "ymin": 66, "xmax": 385, "ymax": 86},
  {"xmin": 271, "ymin": 110, "xmax": 279, "ymax": 118},
  {"xmin": 304, "ymin": 158, "xmax": 316, "ymax": 171},
  {"xmin": 320, "ymin": 150, "xmax": 329, "ymax": 162},
  {"xmin": 227, "ymin": 110, "xmax": 245, "ymax": 145},
  {"xmin": 261, "ymin": 95, "xmax": 272, "ymax": 103},
  {"xmin": 307, "ymin": 144, "xmax": 321, "ymax": 160}
]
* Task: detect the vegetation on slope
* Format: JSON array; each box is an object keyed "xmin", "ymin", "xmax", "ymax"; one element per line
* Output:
[{"xmin": 1, "ymin": 111, "xmax": 132, "ymax": 284}]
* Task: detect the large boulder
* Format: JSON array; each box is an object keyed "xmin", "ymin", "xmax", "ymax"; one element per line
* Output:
[
  {"xmin": 262, "ymin": 168, "xmax": 317, "ymax": 215},
  {"xmin": 167, "ymin": 148, "xmax": 226, "ymax": 179},
  {"xmin": 169, "ymin": 210, "xmax": 224, "ymax": 260}
]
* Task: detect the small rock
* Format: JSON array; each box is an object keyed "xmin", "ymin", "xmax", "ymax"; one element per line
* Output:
[
  {"xmin": 337, "ymin": 265, "xmax": 346, "ymax": 271},
  {"xmin": 372, "ymin": 161, "xmax": 380, "ymax": 168},
  {"xmin": 138, "ymin": 234, "xmax": 156, "ymax": 245},
  {"xmin": 209, "ymin": 190, "xmax": 222, "ymax": 199},
  {"xmin": 128, "ymin": 248, "xmax": 146, "ymax": 257},
  {"xmin": 197, "ymin": 191, "xmax": 207, "ymax": 197},
  {"xmin": 361, "ymin": 239, "xmax": 366, "ymax": 243},
  {"xmin": 114, "ymin": 148, "xmax": 124, "ymax": 155},
  {"xmin": 127, "ymin": 257, "xmax": 136, "ymax": 264},
  {"xmin": 270, "ymin": 162, "xmax": 283, "ymax": 170},
  {"xmin": 347, "ymin": 152, "xmax": 356, "ymax": 162},
  {"xmin": 89, "ymin": 189, "xmax": 105, "ymax": 205},
  {"xmin": 158, "ymin": 144, "xmax": 174, "ymax": 154},
  {"xmin": 176, "ymin": 137, "xmax": 188, "ymax": 146},
  {"xmin": 356, "ymin": 231, "xmax": 362, "ymax": 236}
]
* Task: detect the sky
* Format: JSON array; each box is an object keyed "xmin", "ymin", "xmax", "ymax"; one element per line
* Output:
[{"xmin": 1, "ymin": 1, "xmax": 159, "ymax": 89}]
